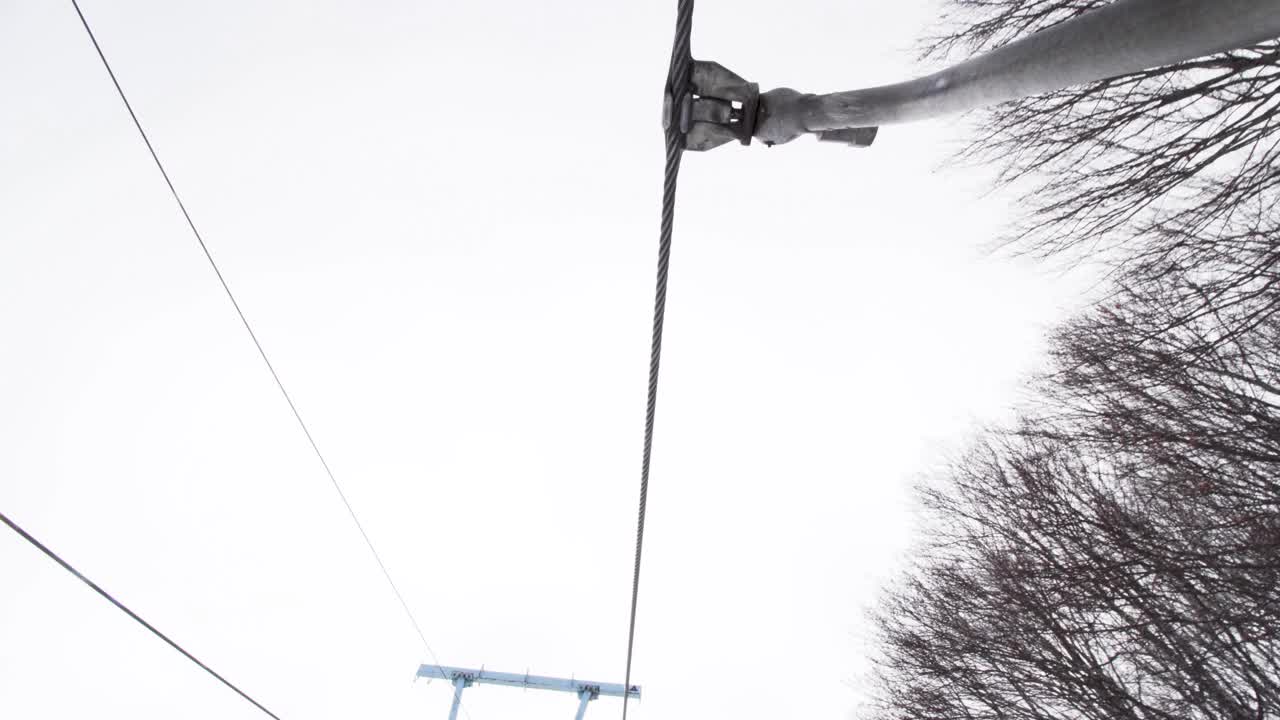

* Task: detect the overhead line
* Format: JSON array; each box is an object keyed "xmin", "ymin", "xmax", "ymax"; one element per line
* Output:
[
  {"xmin": 621, "ymin": 2, "xmax": 694, "ymax": 718},
  {"xmin": 1, "ymin": 509, "xmax": 283, "ymax": 719},
  {"xmin": 65, "ymin": 2, "xmax": 458, "ymax": 708}
]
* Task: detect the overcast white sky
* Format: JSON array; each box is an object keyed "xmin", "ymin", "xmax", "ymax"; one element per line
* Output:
[{"xmin": 2, "ymin": 1, "xmax": 1093, "ymax": 718}]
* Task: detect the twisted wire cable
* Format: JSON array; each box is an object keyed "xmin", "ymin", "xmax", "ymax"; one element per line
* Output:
[
  {"xmin": 622, "ymin": 2, "xmax": 694, "ymax": 717},
  {"xmin": 1, "ymin": 510, "xmax": 284, "ymax": 719},
  {"xmin": 66, "ymin": 4, "xmax": 464, "ymax": 715}
]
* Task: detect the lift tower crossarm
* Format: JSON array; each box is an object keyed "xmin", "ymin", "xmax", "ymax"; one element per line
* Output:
[
  {"xmin": 417, "ymin": 665, "xmax": 640, "ymax": 698},
  {"xmin": 417, "ymin": 664, "xmax": 640, "ymax": 720}
]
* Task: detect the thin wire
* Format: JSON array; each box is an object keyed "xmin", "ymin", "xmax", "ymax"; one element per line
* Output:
[
  {"xmin": 1, "ymin": 509, "xmax": 283, "ymax": 719},
  {"xmin": 66, "ymin": 4, "xmax": 462, "ymax": 713},
  {"xmin": 622, "ymin": 2, "xmax": 694, "ymax": 717}
]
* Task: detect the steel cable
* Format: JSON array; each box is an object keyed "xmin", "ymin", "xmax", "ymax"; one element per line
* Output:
[
  {"xmin": 621, "ymin": 2, "xmax": 694, "ymax": 717},
  {"xmin": 1, "ymin": 510, "xmax": 283, "ymax": 719},
  {"xmin": 65, "ymin": 4, "xmax": 463, "ymax": 715}
]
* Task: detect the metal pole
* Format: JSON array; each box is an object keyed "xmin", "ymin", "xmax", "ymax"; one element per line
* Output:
[
  {"xmin": 447, "ymin": 676, "xmax": 466, "ymax": 720},
  {"xmin": 574, "ymin": 689, "xmax": 594, "ymax": 720},
  {"xmin": 754, "ymin": 0, "xmax": 1280, "ymax": 145}
]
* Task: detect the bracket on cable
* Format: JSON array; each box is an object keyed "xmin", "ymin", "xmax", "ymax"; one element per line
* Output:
[
  {"xmin": 664, "ymin": 60, "xmax": 878, "ymax": 151},
  {"xmin": 664, "ymin": 61, "xmax": 759, "ymax": 151},
  {"xmin": 661, "ymin": 0, "xmax": 1280, "ymax": 153}
]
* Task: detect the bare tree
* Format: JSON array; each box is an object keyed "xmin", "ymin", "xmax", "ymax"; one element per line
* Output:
[
  {"xmin": 925, "ymin": 0, "xmax": 1280, "ymax": 302},
  {"xmin": 864, "ymin": 6, "xmax": 1280, "ymax": 718},
  {"xmin": 866, "ymin": 266, "xmax": 1280, "ymax": 719}
]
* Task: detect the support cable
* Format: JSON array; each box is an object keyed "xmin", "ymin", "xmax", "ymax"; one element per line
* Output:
[
  {"xmin": 65, "ymin": 4, "xmax": 462, "ymax": 714},
  {"xmin": 622, "ymin": 2, "xmax": 694, "ymax": 717},
  {"xmin": 1, "ymin": 510, "xmax": 283, "ymax": 719}
]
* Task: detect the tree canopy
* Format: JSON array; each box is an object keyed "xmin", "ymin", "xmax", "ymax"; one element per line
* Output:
[{"xmin": 866, "ymin": 3, "xmax": 1280, "ymax": 718}]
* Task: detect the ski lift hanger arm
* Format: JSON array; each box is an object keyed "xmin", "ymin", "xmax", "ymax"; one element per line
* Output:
[{"xmin": 673, "ymin": 0, "xmax": 1280, "ymax": 151}]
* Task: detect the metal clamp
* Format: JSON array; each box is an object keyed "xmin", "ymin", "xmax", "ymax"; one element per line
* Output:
[
  {"xmin": 817, "ymin": 127, "xmax": 879, "ymax": 147},
  {"xmin": 664, "ymin": 60, "xmax": 759, "ymax": 152}
]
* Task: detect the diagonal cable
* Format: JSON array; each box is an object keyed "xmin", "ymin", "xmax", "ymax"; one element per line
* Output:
[
  {"xmin": 65, "ymin": 4, "xmax": 462, "ymax": 713},
  {"xmin": 1, "ymin": 509, "xmax": 283, "ymax": 719},
  {"xmin": 622, "ymin": 2, "xmax": 694, "ymax": 717}
]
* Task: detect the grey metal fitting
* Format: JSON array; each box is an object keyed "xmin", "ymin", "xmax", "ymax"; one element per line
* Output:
[
  {"xmin": 678, "ymin": 60, "xmax": 760, "ymax": 152},
  {"xmin": 817, "ymin": 127, "xmax": 879, "ymax": 147}
]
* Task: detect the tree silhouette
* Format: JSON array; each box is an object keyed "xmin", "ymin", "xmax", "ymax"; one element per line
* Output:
[{"xmin": 866, "ymin": 3, "xmax": 1280, "ymax": 718}]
